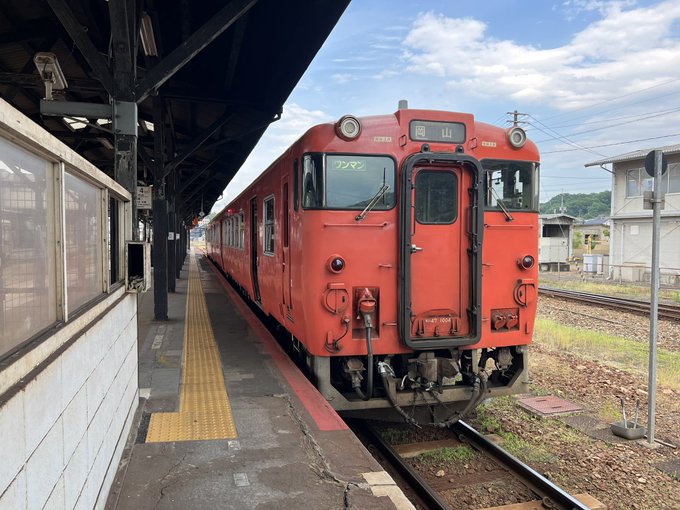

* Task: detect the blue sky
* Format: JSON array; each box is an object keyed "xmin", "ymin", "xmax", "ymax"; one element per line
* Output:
[{"xmin": 213, "ymin": 0, "xmax": 680, "ymax": 212}]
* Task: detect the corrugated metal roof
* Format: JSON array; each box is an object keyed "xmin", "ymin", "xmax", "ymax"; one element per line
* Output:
[
  {"xmin": 585, "ymin": 143, "xmax": 680, "ymax": 167},
  {"xmin": 540, "ymin": 213, "xmax": 578, "ymax": 220}
]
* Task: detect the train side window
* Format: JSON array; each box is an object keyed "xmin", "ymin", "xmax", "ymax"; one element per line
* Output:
[
  {"xmin": 302, "ymin": 154, "xmax": 324, "ymax": 208},
  {"xmin": 283, "ymin": 183, "xmax": 289, "ymax": 248},
  {"xmin": 263, "ymin": 195, "xmax": 275, "ymax": 255},
  {"xmin": 293, "ymin": 159, "xmax": 299, "ymax": 211},
  {"xmin": 415, "ymin": 170, "xmax": 458, "ymax": 224},
  {"xmin": 239, "ymin": 212, "xmax": 245, "ymax": 249}
]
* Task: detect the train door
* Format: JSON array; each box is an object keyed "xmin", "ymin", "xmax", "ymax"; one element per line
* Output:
[
  {"xmin": 399, "ymin": 154, "xmax": 483, "ymax": 349},
  {"xmin": 250, "ymin": 197, "xmax": 261, "ymax": 303},
  {"xmin": 281, "ymin": 178, "xmax": 292, "ymax": 314}
]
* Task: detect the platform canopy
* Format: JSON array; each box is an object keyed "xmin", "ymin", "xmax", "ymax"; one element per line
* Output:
[{"xmin": 0, "ymin": 0, "xmax": 349, "ymax": 222}]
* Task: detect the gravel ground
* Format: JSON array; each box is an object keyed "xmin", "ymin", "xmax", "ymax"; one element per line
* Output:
[{"xmin": 378, "ymin": 296, "xmax": 680, "ymax": 510}]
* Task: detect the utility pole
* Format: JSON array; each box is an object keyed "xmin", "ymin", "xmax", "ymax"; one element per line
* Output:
[
  {"xmin": 644, "ymin": 149, "xmax": 667, "ymax": 446},
  {"xmin": 506, "ymin": 110, "xmax": 528, "ymax": 127}
]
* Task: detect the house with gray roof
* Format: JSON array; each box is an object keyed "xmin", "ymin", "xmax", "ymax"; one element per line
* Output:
[{"xmin": 586, "ymin": 144, "xmax": 680, "ymax": 285}]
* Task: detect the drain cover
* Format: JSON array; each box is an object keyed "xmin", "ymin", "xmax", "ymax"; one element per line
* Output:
[{"xmin": 518, "ymin": 395, "xmax": 584, "ymax": 416}]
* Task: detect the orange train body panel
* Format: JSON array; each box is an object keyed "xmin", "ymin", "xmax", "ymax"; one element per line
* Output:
[{"xmin": 207, "ymin": 107, "xmax": 539, "ymax": 418}]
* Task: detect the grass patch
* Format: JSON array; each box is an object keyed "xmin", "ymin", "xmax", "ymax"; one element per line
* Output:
[
  {"xmin": 473, "ymin": 398, "xmax": 558, "ymax": 464},
  {"xmin": 534, "ymin": 318, "xmax": 680, "ymax": 389},
  {"xmin": 378, "ymin": 427, "xmax": 413, "ymax": 445},
  {"xmin": 500, "ymin": 432, "xmax": 556, "ymax": 463},
  {"xmin": 416, "ymin": 446, "xmax": 478, "ymax": 465}
]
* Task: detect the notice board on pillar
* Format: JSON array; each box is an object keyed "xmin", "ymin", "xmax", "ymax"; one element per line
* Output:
[{"xmin": 137, "ymin": 186, "xmax": 152, "ymax": 210}]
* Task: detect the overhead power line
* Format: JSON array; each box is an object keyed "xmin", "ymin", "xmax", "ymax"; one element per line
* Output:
[{"xmin": 541, "ymin": 132, "xmax": 680, "ymax": 154}]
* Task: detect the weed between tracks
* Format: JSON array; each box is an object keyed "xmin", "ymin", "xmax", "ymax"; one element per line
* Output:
[
  {"xmin": 534, "ymin": 318, "xmax": 680, "ymax": 389},
  {"xmin": 417, "ymin": 446, "xmax": 478, "ymax": 465}
]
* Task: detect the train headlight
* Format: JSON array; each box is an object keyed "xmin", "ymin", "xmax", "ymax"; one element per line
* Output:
[
  {"xmin": 335, "ymin": 115, "xmax": 361, "ymax": 141},
  {"xmin": 507, "ymin": 126, "xmax": 527, "ymax": 148},
  {"xmin": 328, "ymin": 255, "xmax": 346, "ymax": 273},
  {"xmin": 518, "ymin": 255, "xmax": 534, "ymax": 270}
]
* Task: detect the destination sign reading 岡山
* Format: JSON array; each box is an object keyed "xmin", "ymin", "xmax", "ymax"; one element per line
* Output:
[{"xmin": 409, "ymin": 120, "xmax": 465, "ymax": 144}]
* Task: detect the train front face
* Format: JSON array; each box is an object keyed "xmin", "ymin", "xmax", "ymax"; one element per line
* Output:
[{"xmin": 299, "ymin": 109, "xmax": 539, "ymax": 423}]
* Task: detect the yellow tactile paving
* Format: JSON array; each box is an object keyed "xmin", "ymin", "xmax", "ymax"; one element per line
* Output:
[{"xmin": 145, "ymin": 253, "xmax": 237, "ymax": 442}]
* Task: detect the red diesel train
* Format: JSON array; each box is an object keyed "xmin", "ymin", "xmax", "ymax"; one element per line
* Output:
[{"xmin": 207, "ymin": 103, "xmax": 539, "ymax": 425}]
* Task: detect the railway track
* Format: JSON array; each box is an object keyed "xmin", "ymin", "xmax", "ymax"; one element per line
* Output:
[
  {"xmin": 353, "ymin": 419, "xmax": 592, "ymax": 510},
  {"xmin": 539, "ymin": 287, "xmax": 680, "ymax": 320}
]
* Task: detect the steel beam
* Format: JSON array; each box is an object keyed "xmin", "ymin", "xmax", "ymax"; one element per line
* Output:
[
  {"xmin": 135, "ymin": 0, "xmax": 258, "ymax": 103},
  {"xmin": 164, "ymin": 111, "xmax": 234, "ymax": 176},
  {"xmin": 45, "ymin": 0, "xmax": 115, "ymax": 96},
  {"xmin": 39, "ymin": 99, "xmax": 112, "ymax": 119},
  {"xmin": 152, "ymin": 94, "xmax": 168, "ymax": 320}
]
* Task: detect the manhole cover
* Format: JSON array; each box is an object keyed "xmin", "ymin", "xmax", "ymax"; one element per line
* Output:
[{"xmin": 518, "ymin": 395, "xmax": 584, "ymax": 416}]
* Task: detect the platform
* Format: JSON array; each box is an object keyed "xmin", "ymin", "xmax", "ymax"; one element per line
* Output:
[{"xmin": 105, "ymin": 250, "xmax": 412, "ymax": 509}]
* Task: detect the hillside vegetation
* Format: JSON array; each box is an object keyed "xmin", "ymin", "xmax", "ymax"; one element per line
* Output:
[{"xmin": 539, "ymin": 190, "xmax": 610, "ymax": 218}]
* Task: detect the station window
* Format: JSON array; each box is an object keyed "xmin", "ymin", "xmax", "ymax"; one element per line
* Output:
[
  {"xmin": 0, "ymin": 138, "xmax": 57, "ymax": 358},
  {"xmin": 64, "ymin": 170, "xmax": 103, "ymax": 312},
  {"xmin": 263, "ymin": 195, "xmax": 275, "ymax": 255},
  {"xmin": 415, "ymin": 171, "xmax": 458, "ymax": 224},
  {"xmin": 483, "ymin": 160, "xmax": 538, "ymax": 211}
]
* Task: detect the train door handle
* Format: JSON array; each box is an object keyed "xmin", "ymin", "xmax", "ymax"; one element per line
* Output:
[{"xmin": 410, "ymin": 244, "xmax": 423, "ymax": 253}]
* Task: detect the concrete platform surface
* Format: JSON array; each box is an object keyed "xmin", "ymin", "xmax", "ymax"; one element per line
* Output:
[{"xmin": 105, "ymin": 251, "xmax": 412, "ymax": 510}]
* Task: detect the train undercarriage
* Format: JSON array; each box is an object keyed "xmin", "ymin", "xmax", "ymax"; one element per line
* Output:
[{"xmin": 307, "ymin": 344, "xmax": 530, "ymax": 426}]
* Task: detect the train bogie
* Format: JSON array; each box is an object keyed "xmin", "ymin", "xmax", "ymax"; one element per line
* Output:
[{"xmin": 207, "ymin": 105, "xmax": 540, "ymax": 425}]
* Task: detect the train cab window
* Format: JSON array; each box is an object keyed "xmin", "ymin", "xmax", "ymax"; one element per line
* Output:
[
  {"xmin": 263, "ymin": 195, "xmax": 275, "ymax": 255},
  {"xmin": 415, "ymin": 171, "xmax": 458, "ymax": 224},
  {"xmin": 482, "ymin": 160, "xmax": 538, "ymax": 211},
  {"xmin": 302, "ymin": 153, "xmax": 396, "ymax": 210}
]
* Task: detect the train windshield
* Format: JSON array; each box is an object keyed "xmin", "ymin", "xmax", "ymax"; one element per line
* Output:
[
  {"xmin": 482, "ymin": 160, "xmax": 539, "ymax": 212},
  {"xmin": 302, "ymin": 153, "xmax": 396, "ymax": 210}
]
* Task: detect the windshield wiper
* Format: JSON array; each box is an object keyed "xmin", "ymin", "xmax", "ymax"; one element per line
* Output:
[
  {"xmin": 356, "ymin": 184, "xmax": 390, "ymax": 221},
  {"xmin": 490, "ymin": 186, "xmax": 514, "ymax": 222}
]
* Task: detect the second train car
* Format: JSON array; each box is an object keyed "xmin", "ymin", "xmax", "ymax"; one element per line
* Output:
[{"xmin": 207, "ymin": 103, "xmax": 539, "ymax": 425}]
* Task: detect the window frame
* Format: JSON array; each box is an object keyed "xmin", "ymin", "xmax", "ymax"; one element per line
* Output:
[
  {"xmin": 263, "ymin": 194, "xmax": 275, "ymax": 256},
  {"xmin": 301, "ymin": 152, "xmax": 398, "ymax": 211},
  {"xmin": 414, "ymin": 169, "xmax": 459, "ymax": 225},
  {"xmin": 481, "ymin": 159, "xmax": 539, "ymax": 212}
]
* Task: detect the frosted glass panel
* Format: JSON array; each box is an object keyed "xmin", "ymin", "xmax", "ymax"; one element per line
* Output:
[
  {"xmin": 0, "ymin": 138, "xmax": 56, "ymax": 357},
  {"xmin": 65, "ymin": 172, "xmax": 102, "ymax": 312}
]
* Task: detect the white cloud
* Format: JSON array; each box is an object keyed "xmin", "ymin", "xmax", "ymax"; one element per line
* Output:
[
  {"xmin": 401, "ymin": 2, "xmax": 680, "ymax": 110},
  {"xmin": 212, "ymin": 104, "xmax": 332, "ymax": 212},
  {"xmin": 332, "ymin": 73, "xmax": 356, "ymax": 84}
]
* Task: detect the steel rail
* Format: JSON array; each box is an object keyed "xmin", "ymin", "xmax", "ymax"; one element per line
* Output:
[
  {"xmin": 451, "ymin": 420, "xmax": 590, "ymax": 510},
  {"xmin": 539, "ymin": 286, "xmax": 680, "ymax": 320},
  {"xmin": 351, "ymin": 420, "xmax": 452, "ymax": 510}
]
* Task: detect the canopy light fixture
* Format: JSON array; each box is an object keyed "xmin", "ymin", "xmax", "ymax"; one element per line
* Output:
[{"xmin": 140, "ymin": 13, "xmax": 158, "ymax": 57}]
